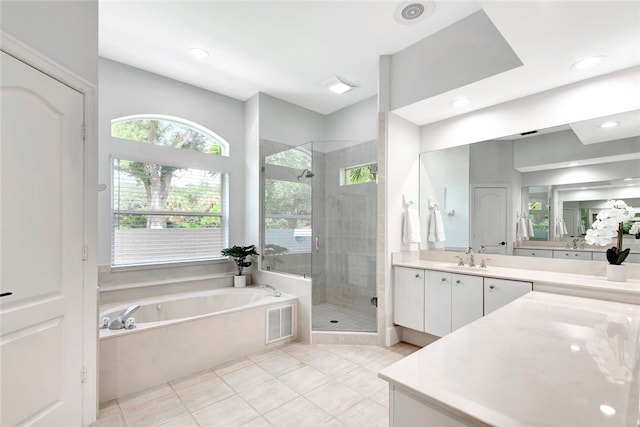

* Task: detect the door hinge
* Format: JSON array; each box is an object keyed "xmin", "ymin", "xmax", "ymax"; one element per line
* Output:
[
  {"xmin": 81, "ymin": 122, "xmax": 87, "ymax": 143},
  {"xmin": 370, "ymin": 297, "xmax": 378, "ymax": 308},
  {"xmin": 81, "ymin": 366, "xmax": 87, "ymax": 383},
  {"xmin": 82, "ymin": 244, "xmax": 88, "ymax": 261}
]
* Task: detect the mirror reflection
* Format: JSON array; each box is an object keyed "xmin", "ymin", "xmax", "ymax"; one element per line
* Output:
[{"xmin": 419, "ymin": 110, "xmax": 640, "ymax": 253}]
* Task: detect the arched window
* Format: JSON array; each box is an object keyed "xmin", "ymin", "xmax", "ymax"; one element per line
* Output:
[
  {"xmin": 110, "ymin": 115, "xmax": 229, "ymax": 267},
  {"xmin": 111, "ymin": 114, "xmax": 229, "ymax": 156}
]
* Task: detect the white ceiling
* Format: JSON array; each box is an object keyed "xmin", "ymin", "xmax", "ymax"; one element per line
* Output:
[{"xmin": 99, "ymin": 1, "xmax": 640, "ymax": 125}]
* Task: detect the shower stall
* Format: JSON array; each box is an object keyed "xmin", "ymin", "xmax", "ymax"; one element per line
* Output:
[{"xmin": 261, "ymin": 139, "xmax": 378, "ymax": 333}]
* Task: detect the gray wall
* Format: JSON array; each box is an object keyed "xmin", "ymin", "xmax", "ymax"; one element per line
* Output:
[
  {"xmin": 98, "ymin": 58, "xmax": 246, "ymax": 266},
  {"xmin": 1, "ymin": 0, "xmax": 98, "ymax": 84}
]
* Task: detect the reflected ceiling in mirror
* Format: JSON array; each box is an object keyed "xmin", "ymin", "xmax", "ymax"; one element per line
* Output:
[{"xmin": 419, "ymin": 110, "xmax": 640, "ymax": 249}]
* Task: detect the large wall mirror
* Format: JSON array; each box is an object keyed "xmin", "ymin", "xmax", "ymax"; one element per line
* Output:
[{"xmin": 419, "ymin": 109, "xmax": 640, "ymax": 254}]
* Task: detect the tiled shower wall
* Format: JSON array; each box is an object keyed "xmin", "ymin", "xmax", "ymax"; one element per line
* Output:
[{"xmin": 319, "ymin": 140, "xmax": 377, "ymax": 315}]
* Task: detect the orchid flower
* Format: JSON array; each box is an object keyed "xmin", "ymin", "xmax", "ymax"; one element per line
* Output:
[{"xmin": 584, "ymin": 200, "xmax": 636, "ymax": 265}]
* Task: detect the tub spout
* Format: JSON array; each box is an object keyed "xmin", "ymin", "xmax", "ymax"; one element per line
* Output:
[
  {"xmin": 260, "ymin": 284, "xmax": 281, "ymax": 297},
  {"xmin": 109, "ymin": 304, "xmax": 140, "ymax": 330}
]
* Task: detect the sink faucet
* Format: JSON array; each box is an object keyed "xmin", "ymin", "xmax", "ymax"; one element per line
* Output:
[
  {"xmin": 108, "ymin": 304, "xmax": 140, "ymax": 330},
  {"xmin": 572, "ymin": 238, "xmax": 580, "ymax": 249},
  {"xmin": 260, "ymin": 284, "xmax": 281, "ymax": 297},
  {"xmin": 465, "ymin": 247, "xmax": 475, "ymax": 268}
]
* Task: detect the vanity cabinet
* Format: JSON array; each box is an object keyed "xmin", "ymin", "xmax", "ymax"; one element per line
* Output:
[
  {"xmin": 395, "ymin": 267, "xmax": 484, "ymax": 336},
  {"xmin": 552, "ymin": 250, "xmax": 592, "ymax": 260},
  {"xmin": 514, "ymin": 248, "xmax": 553, "ymax": 258},
  {"xmin": 592, "ymin": 251, "xmax": 640, "ymax": 264},
  {"xmin": 484, "ymin": 278, "xmax": 532, "ymax": 315},
  {"xmin": 393, "ymin": 267, "xmax": 425, "ymax": 332}
]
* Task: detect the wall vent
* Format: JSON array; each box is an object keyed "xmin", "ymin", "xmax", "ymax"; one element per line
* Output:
[{"xmin": 266, "ymin": 305, "xmax": 294, "ymax": 344}]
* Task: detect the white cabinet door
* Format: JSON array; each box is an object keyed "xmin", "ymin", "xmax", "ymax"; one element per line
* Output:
[
  {"xmin": 425, "ymin": 270, "xmax": 451, "ymax": 336},
  {"xmin": 552, "ymin": 250, "xmax": 592, "ymax": 260},
  {"xmin": 394, "ymin": 267, "xmax": 425, "ymax": 331},
  {"xmin": 451, "ymin": 274, "xmax": 484, "ymax": 331},
  {"xmin": 514, "ymin": 248, "xmax": 554, "ymax": 258},
  {"xmin": 484, "ymin": 278, "xmax": 532, "ymax": 315}
]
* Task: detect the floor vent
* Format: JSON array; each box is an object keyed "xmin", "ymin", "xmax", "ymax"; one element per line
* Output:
[{"xmin": 266, "ymin": 305, "xmax": 294, "ymax": 344}]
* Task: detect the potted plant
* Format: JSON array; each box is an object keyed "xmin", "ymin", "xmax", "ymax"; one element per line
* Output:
[
  {"xmin": 585, "ymin": 200, "xmax": 638, "ymax": 281},
  {"xmin": 221, "ymin": 244, "xmax": 259, "ymax": 287}
]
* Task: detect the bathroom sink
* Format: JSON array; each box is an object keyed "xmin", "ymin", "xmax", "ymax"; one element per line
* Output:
[{"xmin": 437, "ymin": 264, "xmax": 490, "ymax": 273}]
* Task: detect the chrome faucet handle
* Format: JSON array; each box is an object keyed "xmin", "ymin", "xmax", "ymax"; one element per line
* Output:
[
  {"xmin": 478, "ymin": 245, "xmax": 486, "ymax": 253},
  {"xmin": 455, "ymin": 256, "xmax": 464, "ymax": 266},
  {"xmin": 480, "ymin": 258, "xmax": 490, "ymax": 269},
  {"xmin": 465, "ymin": 247, "xmax": 473, "ymax": 254}
]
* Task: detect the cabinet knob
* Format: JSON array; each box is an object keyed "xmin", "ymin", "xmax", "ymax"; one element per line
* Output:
[
  {"xmin": 489, "ymin": 285, "xmax": 495, "ymax": 289},
  {"xmin": 455, "ymin": 280, "xmax": 461, "ymax": 284},
  {"xmin": 415, "ymin": 274, "xmax": 420, "ymax": 278},
  {"xmin": 441, "ymin": 277, "xmax": 446, "ymax": 282},
  {"xmin": 531, "ymin": 253, "xmax": 535, "ymax": 256}
]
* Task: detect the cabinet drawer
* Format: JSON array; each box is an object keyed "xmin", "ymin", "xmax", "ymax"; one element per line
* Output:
[
  {"xmin": 514, "ymin": 249, "xmax": 553, "ymax": 258},
  {"xmin": 552, "ymin": 250, "xmax": 592, "ymax": 260}
]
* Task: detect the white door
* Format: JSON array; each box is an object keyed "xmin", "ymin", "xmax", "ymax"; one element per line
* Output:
[
  {"xmin": 1, "ymin": 51, "xmax": 85, "ymax": 426},
  {"xmin": 472, "ymin": 186, "xmax": 508, "ymax": 255}
]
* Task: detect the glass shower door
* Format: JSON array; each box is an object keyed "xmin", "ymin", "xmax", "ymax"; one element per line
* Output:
[{"xmin": 262, "ymin": 141, "xmax": 313, "ymax": 277}]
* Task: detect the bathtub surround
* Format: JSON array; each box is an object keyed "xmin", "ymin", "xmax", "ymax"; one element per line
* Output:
[{"xmin": 99, "ymin": 287, "xmax": 297, "ymax": 401}]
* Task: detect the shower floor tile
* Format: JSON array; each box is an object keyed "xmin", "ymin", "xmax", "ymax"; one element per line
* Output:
[
  {"xmin": 312, "ymin": 303, "xmax": 376, "ymax": 332},
  {"xmin": 92, "ymin": 342, "xmax": 420, "ymax": 427}
]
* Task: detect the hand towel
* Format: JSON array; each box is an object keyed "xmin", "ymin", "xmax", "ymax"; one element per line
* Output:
[
  {"xmin": 428, "ymin": 206, "xmax": 445, "ymax": 243},
  {"xmin": 403, "ymin": 203, "xmax": 421, "ymax": 244},
  {"xmin": 516, "ymin": 215, "xmax": 528, "ymax": 240},
  {"xmin": 527, "ymin": 216, "xmax": 534, "ymax": 238}
]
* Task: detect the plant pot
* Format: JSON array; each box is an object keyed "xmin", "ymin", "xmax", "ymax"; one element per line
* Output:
[
  {"xmin": 233, "ymin": 275, "xmax": 247, "ymax": 287},
  {"xmin": 606, "ymin": 264, "xmax": 626, "ymax": 282}
]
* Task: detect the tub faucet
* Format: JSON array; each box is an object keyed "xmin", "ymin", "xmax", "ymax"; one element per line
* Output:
[
  {"xmin": 465, "ymin": 247, "xmax": 475, "ymax": 268},
  {"xmin": 109, "ymin": 304, "xmax": 140, "ymax": 330},
  {"xmin": 260, "ymin": 284, "xmax": 281, "ymax": 297}
]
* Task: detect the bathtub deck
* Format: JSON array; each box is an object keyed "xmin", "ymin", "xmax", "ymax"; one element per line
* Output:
[{"xmin": 93, "ymin": 342, "xmax": 419, "ymax": 427}]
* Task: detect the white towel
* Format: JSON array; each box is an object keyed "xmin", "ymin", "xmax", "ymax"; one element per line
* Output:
[
  {"xmin": 403, "ymin": 203, "xmax": 421, "ymax": 244},
  {"xmin": 516, "ymin": 216, "xmax": 528, "ymax": 241},
  {"xmin": 577, "ymin": 222, "xmax": 585, "ymax": 235},
  {"xmin": 427, "ymin": 207, "xmax": 446, "ymax": 243},
  {"xmin": 556, "ymin": 218, "xmax": 568, "ymax": 236},
  {"xmin": 527, "ymin": 216, "xmax": 534, "ymax": 238}
]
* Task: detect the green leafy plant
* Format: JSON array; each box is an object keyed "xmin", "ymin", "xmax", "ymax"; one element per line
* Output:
[{"xmin": 221, "ymin": 245, "xmax": 259, "ymax": 276}]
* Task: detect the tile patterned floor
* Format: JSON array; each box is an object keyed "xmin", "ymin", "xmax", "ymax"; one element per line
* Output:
[
  {"xmin": 312, "ymin": 303, "xmax": 377, "ymax": 332},
  {"xmin": 92, "ymin": 342, "xmax": 419, "ymax": 427}
]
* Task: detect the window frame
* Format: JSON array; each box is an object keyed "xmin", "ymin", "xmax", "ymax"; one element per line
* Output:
[{"xmin": 109, "ymin": 115, "xmax": 231, "ymax": 269}]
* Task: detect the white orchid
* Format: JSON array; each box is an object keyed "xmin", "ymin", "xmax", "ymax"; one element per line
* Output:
[
  {"xmin": 584, "ymin": 200, "xmax": 636, "ymax": 265},
  {"xmin": 631, "ymin": 222, "xmax": 640, "ymax": 235}
]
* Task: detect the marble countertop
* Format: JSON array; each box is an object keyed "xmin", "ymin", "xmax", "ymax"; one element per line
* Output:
[
  {"xmin": 393, "ymin": 259, "xmax": 640, "ymax": 301},
  {"xmin": 379, "ymin": 292, "xmax": 640, "ymax": 426}
]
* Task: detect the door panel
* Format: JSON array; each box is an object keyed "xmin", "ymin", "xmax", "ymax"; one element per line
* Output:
[
  {"xmin": 472, "ymin": 186, "xmax": 508, "ymax": 255},
  {"xmin": 1, "ymin": 51, "xmax": 84, "ymax": 426}
]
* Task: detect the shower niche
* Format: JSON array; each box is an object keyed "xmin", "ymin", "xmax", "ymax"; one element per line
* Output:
[{"xmin": 260, "ymin": 139, "xmax": 378, "ymax": 333}]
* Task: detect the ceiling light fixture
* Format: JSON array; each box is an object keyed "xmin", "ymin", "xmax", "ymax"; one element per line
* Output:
[
  {"xmin": 623, "ymin": 178, "xmax": 633, "ymax": 181},
  {"xmin": 324, "ymin": 76, "xmax": 356, "ymax": 94},
  {"xmin": 599, "ymin": 405, "xmax": 616, "ymax": 416},
  {"xmin": 190, "ymin": 47, "xmax": 209, "ymax": 59},
  {"xmin": 599, "ymin": 121, "xmax": 619, "ymax": 128},
  {"xmin": 567, "ymin": 162, "xmax": 580, "ymax": 167},
  {"xmin": 570, "ymin": 55, "xmax": 604, "ymax": 70},
  {"xmin": 452, "ymin": 97, "xmax": 471, "ymax": 107}
]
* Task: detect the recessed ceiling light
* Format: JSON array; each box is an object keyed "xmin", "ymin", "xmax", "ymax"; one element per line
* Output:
[
  {"xmin": 452, "ymin": 97, "xmax": 471, "ymax": 107},
  {"xmin": 190, "ymin": 48, "xmax": 209, "ymax": 59},
  {"xmin": 570, "ymin": 344, "xmax": 581, "ymax": 352},
  {"xmin": 324, "ymin": 76, "xmax": 356, "ymax": 94},
  {"xmin": 570, "ymin": 55, "xmax": 604, "ymax": 70},
  {"xmin": 623, "ymin": 178, "xmax": 633, "ymax": 181},
  {"xmin": 567, "ymin": 162, "xmax": 580, "ymax": 167},
  {"xmin": 599, "ymin": 121, "xmax": 619, "ymax": 128}
]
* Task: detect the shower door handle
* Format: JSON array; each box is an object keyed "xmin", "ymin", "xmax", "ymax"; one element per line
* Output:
[{"xmin": 315, "ymin": 236, "xmax": 320, "ymax": 253}]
